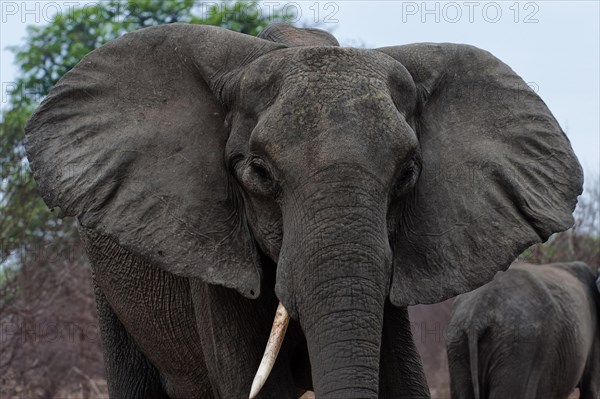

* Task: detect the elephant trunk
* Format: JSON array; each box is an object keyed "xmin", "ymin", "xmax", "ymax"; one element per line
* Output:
[
  {"xmin": 300, "ymin": 268, "xmax": 387, "ymax": 398},
  {"xmin": 277, "ymin": 176, "xmax": 391, "ymax": 398}
]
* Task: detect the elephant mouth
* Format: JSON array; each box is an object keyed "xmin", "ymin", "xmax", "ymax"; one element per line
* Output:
[{"xmin": 249, "ymin": 302, "xmax": 290, "ymax": 399}]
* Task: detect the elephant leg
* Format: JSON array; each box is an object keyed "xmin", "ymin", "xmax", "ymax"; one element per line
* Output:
[
  {"xmin": 81, "ymin": 227, "xmax": 213, "ymax": 398},
  {"xmin": 579, "ymin": 337, "xmax": 600, "ymax": 399},
  {"xmin": 190, "ymin": 279, "xmax": 297, "ymax": 399},
  {"xmin": 485, "ymin": 343, "xmax": 552, "ymax": 399},
  {"xmin": 447, "ymin": 332, "xmax": 476, "ymax": 399},
  {"xmin": 379, "ymin": 301, "xmax": 430, "ymax": 399},
  {"xmin": 92, "ymin": 272, "xmax": 167, "ymax": 399}
]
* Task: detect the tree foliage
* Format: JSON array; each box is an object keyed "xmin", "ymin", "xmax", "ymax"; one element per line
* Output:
[{"xmin": 0, "ymin": 0, "xmax": 290, "ymax": 266}]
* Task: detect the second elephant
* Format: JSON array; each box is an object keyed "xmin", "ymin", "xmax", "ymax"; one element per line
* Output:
[{"xmin": 447, "ymin": 262, "xmax": 600, "ymax": 399}]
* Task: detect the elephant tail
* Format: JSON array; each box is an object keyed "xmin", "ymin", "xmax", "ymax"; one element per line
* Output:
[{"xmin": 468, "ymin": 330, "xmax": 481, "ymax": 399}]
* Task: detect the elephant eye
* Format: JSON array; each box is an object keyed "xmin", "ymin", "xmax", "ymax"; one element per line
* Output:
[
  {"xmin": 393, "ymin": 158, "xmax": 420, "ymax": 197},
  {"xmin": 401, "ymin": 164, "xmax": 416, "ymax": 182},
  {"xmin": 250, "ymin": 161, "xmax": 272, "ymax": 181},
  {"xmin": 239, "ymin": 158, "xmax": 278, "ymax": 197}
]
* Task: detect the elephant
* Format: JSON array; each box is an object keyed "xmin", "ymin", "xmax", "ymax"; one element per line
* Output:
[
  {"xmin": 446, "ymin": 261, "xmax": 600, "ymax": 399},
  {"xmin": 24, "ymin": 22, "xmax": 583, "ymax": 398}
]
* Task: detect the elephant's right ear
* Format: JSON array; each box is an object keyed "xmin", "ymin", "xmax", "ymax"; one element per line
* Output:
[{"xmin": 25, "ymin": 24, "xmax": 284, "ymax": 299}]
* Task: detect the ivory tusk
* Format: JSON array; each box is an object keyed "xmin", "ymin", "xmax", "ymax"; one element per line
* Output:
[{"xmin": 249, "ymin": 302, "xmax": 290, "ymax": 399}]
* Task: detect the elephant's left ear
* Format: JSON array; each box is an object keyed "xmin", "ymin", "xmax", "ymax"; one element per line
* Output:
[
  {"xmin": 25, "ymin": 24, "xmax": 284, "ymax": 299},
  {"xmin": 378, "ymin": 44, "xmax": 583, "ymax": 305}
]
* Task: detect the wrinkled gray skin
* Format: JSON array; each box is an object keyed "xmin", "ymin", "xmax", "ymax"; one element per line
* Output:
[
  {"xmin": 24, "ymin": 23, "xmax": 583, "ymax": 398},
  {"xmin": 447, "ymin": 262, "xmax": 600, "ymax": 399}
]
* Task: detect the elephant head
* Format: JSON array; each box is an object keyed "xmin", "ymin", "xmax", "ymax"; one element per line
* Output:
[{"xmin": 25, "ymin": 24, "xmax": 582, "ymax": 398}]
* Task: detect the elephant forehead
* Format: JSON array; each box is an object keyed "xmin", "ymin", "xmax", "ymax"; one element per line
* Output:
[
  {"xmin": 248, "ymin": 82, "xmax": 417, "ymax": 183},
  {"xmin": 279, "ymin": 76, "xmax": 392, "ymax": 114},
  {"xmin": 238, "ymin": 47, "xmax": 415, "ymax": 109},
  {"xmin": 282, "ymin": 46, "xmax": 395, "ymax": 75},
  {"xmin": 249, "ymin": 46, "xmax": 400, "ymax": 75},
  {"xmin": 238, "ymin": 47, "xmax": 418, "ymax": 180}
]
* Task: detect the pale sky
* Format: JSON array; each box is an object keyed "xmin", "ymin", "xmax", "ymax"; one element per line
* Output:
[{"xmin": 2, "ymin": 1, "xmax": 599, "ymax": 184}]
